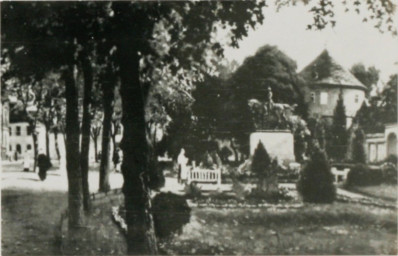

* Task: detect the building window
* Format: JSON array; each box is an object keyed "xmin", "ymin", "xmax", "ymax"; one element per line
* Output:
[
  {"xmin": 27, "ymin": 144, "xmax": 32, "ymax": 150},
  {"xmin": 9, "ymin": 127, "xmax": 12, "ymax": 136},
  {"xmin": 9, "ymin": 145, "xmax": 12, "ymax": 151},
  {"xmin": 320, "ymin": 92, "xmax": 328, "ymax": 105},
  {"xmin": 27, "ymin": 126, "xmax": 32, "ymax": 135},
  {"xmin": 355, "ymin": 94, "xmax": 359, "ymax": 103},
  {"xmin": 310, "ymin": 92, "xmax": 316, "ymax": 103},
  {"xmin": 16, "ymin": 144, "xmax": 21, "ymax": 154},
  {"xmin": 16, "ymin": 126, "xmax": 21, "ymax": 136}
]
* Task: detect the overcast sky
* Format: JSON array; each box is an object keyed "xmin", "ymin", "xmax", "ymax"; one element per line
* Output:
[{"xmin": 223, "ymin": 2, "xmax": 398, "ymax": 82}]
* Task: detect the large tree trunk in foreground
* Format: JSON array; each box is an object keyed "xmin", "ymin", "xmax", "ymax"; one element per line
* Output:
[
  {"xmin": 99, "ymin": 80, "xmax": 114, "ymax": 192},
  {"xmin": 80, "ymin": 52, "xmax": 93, "ymax": 213},
  {"xmin": 63, "ymin": 64, "xmax": 85, "ymax": 229},
  {"xmin": 118, "ymin": 38, "xmax": 158, "ymax": 255}
]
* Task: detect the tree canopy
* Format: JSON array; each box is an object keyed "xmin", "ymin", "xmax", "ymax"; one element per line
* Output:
[{"xmin": 350, "ymin": 63, "xmax": 380, "ymax": 94}]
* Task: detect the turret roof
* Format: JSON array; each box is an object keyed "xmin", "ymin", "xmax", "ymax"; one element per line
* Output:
[{"xmin": 299, "ymin": 49, "xmax": 367, "ymax": 90}]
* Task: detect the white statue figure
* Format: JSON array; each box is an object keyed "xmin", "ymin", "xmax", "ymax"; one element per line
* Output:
[
  {"xmin": 177, "ymin": 148, "xmax": 189, "ymax": 184},
  {"xmin": 23, "ymin": 149, "xmax": 31, "ymax": 172}
]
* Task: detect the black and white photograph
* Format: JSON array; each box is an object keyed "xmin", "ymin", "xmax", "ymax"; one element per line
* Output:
[{"xmin": 1, "ymin": 0, "xmax": 397, "ymax": 255}]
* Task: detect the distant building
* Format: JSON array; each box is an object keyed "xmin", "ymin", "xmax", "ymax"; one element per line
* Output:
[
  {"xmin": 300, "ymin": 49, "xmax": 366, "ymax": 127},
  {"xmin": 365, "ymin": 123, "xmax": 397, "ymax": 163},
  {"xmin": 7, "ymin": 120, "xmax": 103, "ymax": 162}
]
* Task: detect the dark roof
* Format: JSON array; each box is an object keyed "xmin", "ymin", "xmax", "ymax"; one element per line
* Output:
[{"xmin": 299, "ymin": 49, "xmax": 366, "ymax": 90}]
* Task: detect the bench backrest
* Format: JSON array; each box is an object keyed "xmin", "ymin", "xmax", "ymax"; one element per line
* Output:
[{"xmin": 188, "ymin": 168, "xmax": 221, "ymax": 184}]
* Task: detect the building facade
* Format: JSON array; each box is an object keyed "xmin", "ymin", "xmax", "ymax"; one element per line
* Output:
[
  {"xmin": 7, "ymin": 121, "xmax": 104, "ymax": 162},
  {"xmin": 300, "ymin": 49, "xmax": 366, "ymax": 127},
  {"xmin": 365, "ymin": 123, "xmax": 398, "ymax": 163}
]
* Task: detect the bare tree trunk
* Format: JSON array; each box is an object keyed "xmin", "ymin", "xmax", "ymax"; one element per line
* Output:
[
  {"xmin": 54, "ymin": 129, "xmax": 61, "ymax": 160},
  {"xmin": 93, "ymin": 135, "xmax": 99, "ymax": 163},
  {"xmin": 99, "ymin": 74, "xmax": 114, "ymax": 192},
  {"xmin": 111, "ymin": 121, "xmax": 117, "ymax": 167},
  {"xmin": 80, "ymin": 51, "xmax": 93, "ymax": 213},
  {"xmin": 230, "ymin": 139, "xmax": 240, "ymax": 164},
  {"xmin": 31, "ymin": 129, "xmax": 38, "ymax": 172},
  {"xmin": 117, "ymin": 34, "xmax": 158, "ymax": 255},
  {"xmin": 63, "ymin": 63, "xmax": 85, "ymax": 229},
  {"xmin": 44, "ymin": 123, "xmax": 52, "ymax": 166}
]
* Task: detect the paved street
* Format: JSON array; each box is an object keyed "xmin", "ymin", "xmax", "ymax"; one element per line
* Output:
[{"xmin": 2, "ymin": 161, "xmax": 123, "ymax": 192}]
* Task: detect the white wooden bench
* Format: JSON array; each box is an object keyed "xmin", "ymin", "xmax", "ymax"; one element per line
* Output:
[{"xmin": 187, "ymin": 168, "xmax": 221, "ymax": 188}]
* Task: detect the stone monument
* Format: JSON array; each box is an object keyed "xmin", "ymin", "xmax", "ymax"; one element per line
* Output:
[{"xmin": 248, "ymin": 87, "xmax": 295, "ymax": 163}]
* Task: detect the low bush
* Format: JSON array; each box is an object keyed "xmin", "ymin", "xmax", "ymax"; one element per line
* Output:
[
  {"xmin": 381, "ymin": 162, "xmax": 397, "ymax": 185},
  {"xmin": 345, "ymin": 164, "xmax": 382, "ymax": 187},
  {"xmin": 184, "ymin": 182, "xmax": 202, "ymax": 199},
  {"xmin": 152, "ymin": 193, "xmax": 191, "ymax": 240},
  {"xmin": 297, "ymin": 148, "xmax": 336, "ymax": 203},
  {"xmin": 385, "ymin": 154, "xmax": 397, "ymax": 165},
  {"xmin": 245, "ymin": 188, "xmax": 292, "ymax": 203}
]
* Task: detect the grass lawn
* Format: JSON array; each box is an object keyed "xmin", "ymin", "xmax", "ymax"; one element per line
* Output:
[
  {"xmin": 349, "ymin": 185, "xmax": 397, "ymax": 202},
  {"xmin": 6, "ymin": 189, "xmax": 395, "ymax": 255},
  {"xmin": 161, "ymin": 203, "xmax": 397, "ymax": 255},
  {"xmin": 1, "ymin": 190, "xmax": 67, "ymax": 255}
]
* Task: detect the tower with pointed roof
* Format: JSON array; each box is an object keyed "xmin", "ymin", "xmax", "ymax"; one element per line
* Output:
[{"xmin": 300, "ymin": 49, "xmax": 367, "ymax": 127}]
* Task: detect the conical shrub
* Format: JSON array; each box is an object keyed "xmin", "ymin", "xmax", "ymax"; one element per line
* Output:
[{"xmin": 297, "ymin": 148, "xmax": 336, "ymax": 203}]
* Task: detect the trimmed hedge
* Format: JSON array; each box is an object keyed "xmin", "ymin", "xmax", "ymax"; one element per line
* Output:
[
  {"xmin": 346, "ymin": 162, "xmax": 397, "ymax": 187},
  {"xmin": 152, "ymin": 193, "xmax": 191, "ymax": 240},
  {"xmin": 345, "ymin": 164, "xmax": 382, "ymax": 187}
]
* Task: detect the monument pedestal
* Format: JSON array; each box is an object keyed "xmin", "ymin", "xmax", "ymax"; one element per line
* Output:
[{"xmin": 250, "ymin": 130, "xmax": 295, "ymax": 163}]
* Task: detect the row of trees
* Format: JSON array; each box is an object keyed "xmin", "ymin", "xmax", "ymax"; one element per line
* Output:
[{"xmin": 2, "ymin": 1, "xmax": 395, "ymax": 254}]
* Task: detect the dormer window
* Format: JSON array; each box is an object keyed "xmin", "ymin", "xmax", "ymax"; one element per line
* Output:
[
  {"xmin": 310, "ymin": 92, "xmax": 316, "ymax": 103},
  {"xmin": 355, "ymin": 94, "xmax": 359, "ymax": 103}
]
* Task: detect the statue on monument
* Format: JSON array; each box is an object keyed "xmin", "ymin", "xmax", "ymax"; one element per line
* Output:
[{"xmin": 248, "ymin": 86, "xmax": 294, "ymax": 130}]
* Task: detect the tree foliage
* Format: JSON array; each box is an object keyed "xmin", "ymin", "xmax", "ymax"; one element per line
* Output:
[
  {"xmin": 356, "ymin": 74, "xmax": 397, "ymax": 133},
  {"xmin": 350, "ymin": 63, "xmax": 379, "ymax": 94},
  {"xmin": 380, "ymin": 74, "xmax": 397, "ymax": 124},
  {"xmin": 329, "ymin": 91, "xmax": 348, "ymax": 161},
  {"xmin": 351, "ymin": 128, "xmax": 367, "ymax": 164}
]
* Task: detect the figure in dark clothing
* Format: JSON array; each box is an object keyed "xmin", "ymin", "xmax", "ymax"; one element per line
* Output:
[
  {"xmin": 113, "ymin": 148, "xmax": 120, "ymax": 172},
  {"xmin": 38, "ymin": 154, "xmax": 51, "ymax": 181}
]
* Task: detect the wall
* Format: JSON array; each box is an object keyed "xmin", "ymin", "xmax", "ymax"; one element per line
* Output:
[
  {"xmin": 307, "ymin": 86, "xmax": 365, "ymax": 126},
  {"xmin": 385, "ymin": 123, "xmax": 398, "ymax": 157},
  {"xmin": 250, "ymin": 131, "xmax": 295, "ymax": 163}
]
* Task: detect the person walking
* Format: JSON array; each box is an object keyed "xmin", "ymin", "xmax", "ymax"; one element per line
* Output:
[
  {"xmin": 37, "ymin": 151, "xmax": 51, "ymax": 181},
  {"xmin": 177, "ymin": 148, "xmax": 189, "ymax": 184}
]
